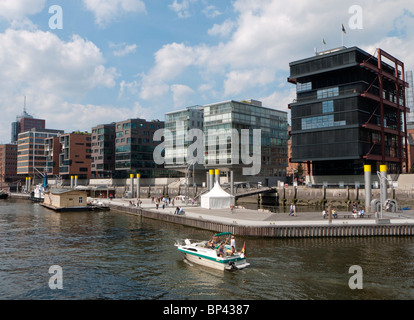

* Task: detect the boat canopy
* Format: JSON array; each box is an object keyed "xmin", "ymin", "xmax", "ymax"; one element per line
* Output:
[{"xmin": 214, "ymin": 232, "xmax": 232, "ymax": 237}]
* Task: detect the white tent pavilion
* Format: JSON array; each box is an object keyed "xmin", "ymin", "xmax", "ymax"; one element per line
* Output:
[{"xmin": 200, "ymin": 182, "xmax": 235, "ymax": 210}]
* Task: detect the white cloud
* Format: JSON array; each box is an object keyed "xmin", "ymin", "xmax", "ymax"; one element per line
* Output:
[
  {"xmin": 140, "ymin": 42, "xmax": 199, "ymax": 100},
  {"xmin": 224, "ymin": 69, "xmax": 275, "ymax": 96},
  {"xmin": 83, "ymin": 0, "xmax": 146, "ymax": 27},
  {"xmin": 171, "ymin": 84, "xmax": 195, "ymax": 109},
  {"xmin": 169, "ymin": 0, "xmax": 196, "ymax": 19},
  {"xmin": 109, "ymin": 42, "xmax": 137, "ymax": 57},
  {"xmin": 0, "ymin": 0, "xmax": 46, "ymax": 21},
  {"xmin": 50, "ymin": 100, "xmax": 153, "ymax": 133},
  {"xmin": 208, "ymin": 20, "xmax": 236, "ymax": 37},
  {"xmin": 0, "ymin": 29, "xmax": 118, "ymax": 97},
  {"xmin": 260, "ymin": 88, "xmax": 296, "ymax": 114},
  {"xmin": 141, "ymin": 0, "xmax": 414, "ymax": 108},
  {"xmin": 0, "ymin": 28, "xmax": 120, "ymax": 142},
  {"xmin": 203, "ymin": 5, "xmax": 222, "ymax": 19}
]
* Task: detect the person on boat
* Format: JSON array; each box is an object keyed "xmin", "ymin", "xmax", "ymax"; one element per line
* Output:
[
  {"xmin": 217, "ymin": 243, "xmax": 225, "ymax": 257},
  {"xmin": 230, "ymin": 236, "xmax": 236, "ymax": 251},
  {"xmin": 211, "ymin": 236, "xmax": 220, "ymax": 248},
  {"xmin": 206, "ymin": 240, "xmax": 213, "ymax": 248},
  {"xmin": 226, "ymin": 245, "xmax": 236, "ymax": 256}
]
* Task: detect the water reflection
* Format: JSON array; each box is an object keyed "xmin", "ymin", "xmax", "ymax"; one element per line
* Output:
[{"xmin": 1, "ymin": 199, "xmax": 414, "ymax": 300}]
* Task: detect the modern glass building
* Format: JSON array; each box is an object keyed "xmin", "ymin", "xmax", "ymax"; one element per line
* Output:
[
  {"xmin": 114, "ymin": 118, "xmax": 167, "ymax": 178},
  {"xmin": 164, "ymin": 106, "xmax": 204, "ymax": 168},
  {"xmin": 288, "ymin": 46, "xmax": 409, "ymax": 175},
  {"xmin": 91, "ymin": 123, "xmax": 116, "ymax": 178},
  {"xmin": 203, "ymin": 99, "xmax": 289, "ymax": 183}
]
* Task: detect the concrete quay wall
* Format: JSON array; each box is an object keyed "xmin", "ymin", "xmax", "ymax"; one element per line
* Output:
[{"xmin": 109, "ymin": 204, "xmax": 414, "ymax": 238}]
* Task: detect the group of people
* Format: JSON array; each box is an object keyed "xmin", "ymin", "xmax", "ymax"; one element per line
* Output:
[
  {"xmin": 206, "ymin": 235, "xmax": 237, "ymax": 257},
  {"xmin": 322, "ymin": 208, "xmax": 338, "ymax": 219},
  {"xmin": 153, "ymin": 196, "xmax": 172, "ymax": 210},
  {"xmin": 128, "ymin": 199, "xmax": 143, "ymax": 207},
  {"xmin": 321, "ymin": 203, "xmax": 366, "ymax": 219},
  {"xmin": 351, "ymin": 202, "xmax": 365, "ymax": 218},
  {"xmin": 174, "ymin": 206, "xmax": 184, "ymax": 215}
]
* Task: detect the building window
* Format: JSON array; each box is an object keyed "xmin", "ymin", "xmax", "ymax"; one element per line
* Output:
[
  {"xmin": 317, "ymin": 87, "xmax": 339, "ymax": 99},
  {"xmin": 297, "ymin": 82, "xmax": 312, "ymax": 93},
  {"xmin": 302, "ymin": 115, "xmax": 346, "ymax": 130},
  {"xmin": 78, "ymin": 197, "xmax": 83, "ymax": 204},
  {"xmin": 322, "ymin": 101, "xmax": 334, "ymax": 113}
]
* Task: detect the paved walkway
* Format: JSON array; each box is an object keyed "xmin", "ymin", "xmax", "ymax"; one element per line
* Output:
[{"xmin": 95, "ymin": 197, "xmax": 414, "ymax": 227}]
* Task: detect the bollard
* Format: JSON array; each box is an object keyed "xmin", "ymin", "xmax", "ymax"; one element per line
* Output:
[
  {"xmin": 130, "ymin": 174, "xmax": 134, "ymax": 198},
  {"xmin": 209, "ymin": 170, "xmax": 214, "ymax": 190},
  {"xmin": 136, "ymin": 174, "xmax": 141, "ymax": 198},
  {"xmin": 215, "ymin": 169, "xmax": 220, "ymax": 185},
  {"xmin": 380, "ymin": 165, "xmax": 387, "ymax": 206},
  {"xmin": 364, "ymin": 165, "xmax": 372, "ymax": 212}
]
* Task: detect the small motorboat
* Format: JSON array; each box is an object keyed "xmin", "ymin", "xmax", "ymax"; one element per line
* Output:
[
  {"xmin": 30, "ymin": 184, "xmax": 45, "ymax": 202},
  {"xmin": 175, "ymin": 232, "xmax": 250, "ymax": 271}
]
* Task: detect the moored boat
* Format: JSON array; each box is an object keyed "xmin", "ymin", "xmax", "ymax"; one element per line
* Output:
[
  {"xmin": 30, "ymin": 184, "xmax": 45, "ymax": 202},
  {"xmin": 175, "ymin": 232, "xmax": 250, "ymax": 271},
  {"xmin": 0, "ymin": 190, "xmax": 8, "ymax": 199}
]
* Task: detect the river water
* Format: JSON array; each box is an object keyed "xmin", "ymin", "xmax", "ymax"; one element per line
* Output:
[{"xmin": 1, "ymin": 199, "xmax": 414, "ymax": 300}]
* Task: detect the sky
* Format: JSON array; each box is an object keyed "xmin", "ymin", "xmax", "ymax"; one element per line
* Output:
[{"xmin": 0, "ymin": 0, "xmax": 414, "ymax": 143}]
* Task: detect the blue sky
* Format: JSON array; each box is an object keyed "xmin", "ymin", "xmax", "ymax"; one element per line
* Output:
[{"xmin": 0, "ymin": 0, "xmax": 413, "ymax": 143}]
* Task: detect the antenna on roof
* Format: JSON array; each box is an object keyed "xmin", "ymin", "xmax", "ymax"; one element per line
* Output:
[{"xmin": 23, "ymin": 96, "xmax": 27, "ymax": 113}]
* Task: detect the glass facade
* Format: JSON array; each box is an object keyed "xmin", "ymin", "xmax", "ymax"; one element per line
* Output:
[
  {"xmin": 164, "ymin": 106, "xmax": 204, "ymax": 167},
  {"xmin": 203, "ymin": 100, "xmax": 289, "ymax": 177},
  {"xmin": 114, "ymin": 118, "xmax": 168, "ymax": 178}
]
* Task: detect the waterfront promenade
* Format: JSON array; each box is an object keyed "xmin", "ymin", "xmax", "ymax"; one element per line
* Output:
[
  {"xmin": 8, "ymin": 193, "xmax": 414, "ymax": 237},
  {"xmin": 99, "ymin": 197, "xmax": 414, "ymax": 226},
  {"xmin": 98, "ymin": 197, "xmax": 414, "ymax": 238}
]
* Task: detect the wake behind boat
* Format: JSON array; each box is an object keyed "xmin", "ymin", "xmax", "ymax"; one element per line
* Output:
[{"xmin": 175, "ymin": 232, "xmax": 250, "ymax": 271}]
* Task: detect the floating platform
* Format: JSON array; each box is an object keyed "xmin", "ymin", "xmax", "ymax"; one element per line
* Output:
[{"xmin": 40, "ymin": 203, "xmax": 109, "ymax": 212}]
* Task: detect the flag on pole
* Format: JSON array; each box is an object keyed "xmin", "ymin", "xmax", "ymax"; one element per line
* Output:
[
  {"xmin": 322, "ymin": 39, "xmax": 326, "ymax": 45},
  {"xmin": 241, "ymin": 242, "xmax": 246, "ymax": 257},
  {"xmin": 342, "ymin": 24, "xmax": 347, "ymax": 34}
]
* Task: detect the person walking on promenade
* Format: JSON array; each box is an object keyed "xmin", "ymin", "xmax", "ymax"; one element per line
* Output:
[{"xmin": 289, "ymin": 203, "xmax": 296, "ymax": 216}]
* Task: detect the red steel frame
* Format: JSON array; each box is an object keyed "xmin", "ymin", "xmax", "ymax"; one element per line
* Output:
[{"xmin": 361, "ymin": 49, "xmax": 410, "ymax": 173}]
